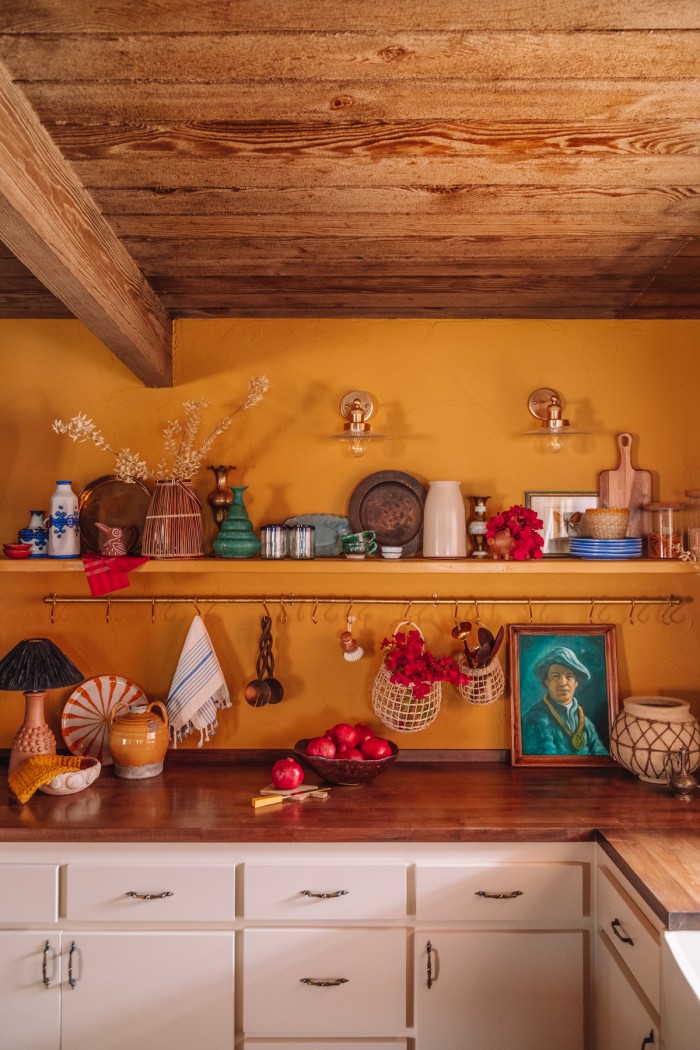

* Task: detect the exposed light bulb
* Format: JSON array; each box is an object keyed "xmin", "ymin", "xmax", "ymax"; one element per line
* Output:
[
  {"xmin": 349, "ymin": 437, "xmax": 366, "ymax": 457},
  {"xmin": 548, "ymin": 431, "xmax": 564, "ymax": 454}
]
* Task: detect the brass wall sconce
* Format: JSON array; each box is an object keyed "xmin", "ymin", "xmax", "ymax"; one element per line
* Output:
[
  {"xmin": 524, "ymin": 387, "xmax": 585, "ymax": 454},
  {"xmin": 331, "ymin": 390, "xmax": 386, "ymax": 457}
]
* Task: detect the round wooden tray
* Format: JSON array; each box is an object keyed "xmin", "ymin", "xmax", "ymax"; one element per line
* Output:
[{"xmin": 348, "ymin": 470, "xmax": 427, "ymax": 556}]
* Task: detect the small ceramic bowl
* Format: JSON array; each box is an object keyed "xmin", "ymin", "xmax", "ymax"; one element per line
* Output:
[
  {"xmin": 381, "ymin": 546, "xmax": 403, "ymax": 559},
  {"xmin": 3, "ymin": 543, "xmax": 32, "ymax": 559},
  {"xmin": 38, "ymin": 756, "xmax": 102, "ymax": 796},
  {"xmin": 293, "ymin": 739, "xmax": 399, "ymax": 786}
]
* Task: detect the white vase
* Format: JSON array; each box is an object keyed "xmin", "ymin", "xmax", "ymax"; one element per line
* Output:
[
  {"xmin": 422, "ymin": 481, "xmax": 467, "ymax": 557},
  {"xmin": 46, "ymin": 480, "xmax": 80, "ymax": 558},
  {"xmin": 610, "ymin": 696, "xmax": 700, "ymax": 784}
]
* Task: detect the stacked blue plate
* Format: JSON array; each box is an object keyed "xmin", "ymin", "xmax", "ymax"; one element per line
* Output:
[{"xmin": 570, "ymin": 538, "xmax": 642, "ymax": 560}]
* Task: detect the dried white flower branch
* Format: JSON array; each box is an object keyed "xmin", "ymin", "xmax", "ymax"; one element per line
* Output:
[{"xmin": 53, "ymin": 376, "xmax": 270, "ymax": 483}]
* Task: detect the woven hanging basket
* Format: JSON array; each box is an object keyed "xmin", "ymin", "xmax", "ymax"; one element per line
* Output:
[
  {"xmin": 141, "ymin": 479, "xmax": 205, "ymax": 559},
  {"xmin": 457, "ymin": 654, "xmax": 505, "ymax": 705},
  {"xmin": 371, "ymin": 622, "xmax": 442, "ymax": 733}
]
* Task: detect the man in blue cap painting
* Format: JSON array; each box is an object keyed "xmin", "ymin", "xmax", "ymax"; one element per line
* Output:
[{"xmin": 522, "ymin": 646, "xmax": 608, "ymax": 755}]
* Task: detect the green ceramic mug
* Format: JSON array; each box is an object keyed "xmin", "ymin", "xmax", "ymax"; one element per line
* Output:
[{"xmin": 341, "ymin": 530, "xmax": 377, "ymax": 557}]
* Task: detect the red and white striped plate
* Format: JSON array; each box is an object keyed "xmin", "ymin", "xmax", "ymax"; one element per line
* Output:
[{"xmin": 61, "ymin": 675, "xmax": 148, "ymax": 765}]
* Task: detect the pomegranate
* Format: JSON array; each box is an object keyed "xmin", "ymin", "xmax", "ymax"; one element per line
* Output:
[
  {"xmin": 336, "ymin": 745, "xmax": 364, "ymax": 761},
  {"xmin": 361, "ymin": 736, "xmax": 392, "ymax": 760},
  {"xmin": 354, "ymin": 722, "xmax": 375, "ymax": 744},
  {"xmin": 326, "ymin": 722, "xmax": 359, "ymax": 748},
  {"xmin": 271, "ymin": 758, "xmax": 305, "ymax": 790},
  {"xmin": 306, "ymin": 735, "xmax": 337, "ymax": 758}
]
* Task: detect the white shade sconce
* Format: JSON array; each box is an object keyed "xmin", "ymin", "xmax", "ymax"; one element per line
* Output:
[
  {"xmin": 524, "ymin": 387, "xmax": 586, "ymax": 454},
  {"xmin": 331, "ymin": 390, "xmax": 387, "ymax": 458}
]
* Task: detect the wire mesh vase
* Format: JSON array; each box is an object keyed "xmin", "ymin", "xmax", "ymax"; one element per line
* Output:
[
  {"xmin": 141, "ymin": 479, "xmax": 204, "ymax": 558},
  {"xmin": 371, "ymin": 623, "xmax": 441, "ymax": 732}
]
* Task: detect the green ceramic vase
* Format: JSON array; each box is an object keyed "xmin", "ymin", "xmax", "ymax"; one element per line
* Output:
[{"xmin": 212, "ymin": 486, "xmax": 261, "ymax": 558}]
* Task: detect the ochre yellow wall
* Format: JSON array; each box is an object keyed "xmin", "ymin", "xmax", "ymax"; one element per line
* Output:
[{"xmin": 1, "ymin": 318, "xmax": 699, "ymax": 752}]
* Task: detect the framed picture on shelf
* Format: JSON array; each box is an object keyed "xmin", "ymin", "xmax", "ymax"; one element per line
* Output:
[
  {"xmin": 509, "ymin": 624, "xmax": 618, "ymax": 767},
  {"xmin": 525, "ymin": 490, "xmax": 599, "ymax": 555}
]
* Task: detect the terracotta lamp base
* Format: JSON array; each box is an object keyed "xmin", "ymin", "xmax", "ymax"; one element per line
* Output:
[{"xmin": 8, "ymin": 692, "xmax": 57, "ymax": 776}]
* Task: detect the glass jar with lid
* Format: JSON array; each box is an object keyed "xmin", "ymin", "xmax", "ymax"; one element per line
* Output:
[
  {"xmin": 685, "ymin": 490, "xmax": 700, "ymax": 558},
  {"xmin": 645, "ymin": 502, "xmax": 685, "ymax": 559}
]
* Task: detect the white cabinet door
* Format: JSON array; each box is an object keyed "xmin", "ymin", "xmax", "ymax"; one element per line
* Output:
[
  {"xmin": 0, "ymin": 930, "xmax": 61, "ymax": 1050},
  {"xmin": 594, "ymin": 932, "xmax": 659, "ymax": 1050},
  {"xmin": 415, "ymin": 930, "xmax": 584, "ymax": 1050},
  {"xmin": 60, "ymin": 931, "xmax": 234, "ymax": 1050}
]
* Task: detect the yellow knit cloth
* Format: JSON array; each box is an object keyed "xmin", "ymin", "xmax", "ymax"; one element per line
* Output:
[{"xmin": 9, "ymin": 754, "xmax": 83, "ymax": 804}]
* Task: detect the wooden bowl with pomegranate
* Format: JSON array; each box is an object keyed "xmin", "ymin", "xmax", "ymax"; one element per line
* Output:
[{"xmin": 293, "ymin": 739, "xmax": 399, "ymax": 786}]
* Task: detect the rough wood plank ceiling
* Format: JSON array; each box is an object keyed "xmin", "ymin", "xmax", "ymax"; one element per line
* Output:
[{"xmin": 0, "ymin": 1, "xmax": 697, "ymax": 383}]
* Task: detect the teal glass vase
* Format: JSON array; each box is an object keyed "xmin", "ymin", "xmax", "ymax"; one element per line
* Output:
[{"xmin": 212, "ymin": 486, "xmax": 261, "ymax": 559}]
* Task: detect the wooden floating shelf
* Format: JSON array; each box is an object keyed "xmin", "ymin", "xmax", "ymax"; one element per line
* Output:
[{"xmin": 0, "ymin": 558, "xmax": 696, "ymax": 576}]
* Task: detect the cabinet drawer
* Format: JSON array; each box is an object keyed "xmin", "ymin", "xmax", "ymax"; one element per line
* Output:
[
  {"xmin": 242, "ymin": 928, "xmax": 406, "ymax": 1035},
  {"xmin": 415, "ymin": 863, "xmax": 585, "ymax": 923},
  {"xmin": 242, "ymin": 863, "xmax": 406, "ymax": 920},
  {"xmin": 597, "ymin": 864, "xmax": 660, "ymax": 1012},
  {"xmin": 65, "ymin": 864, "xmax": 235, "ymax": 922},
  {"xmin": 241, "ymin": 1043, "xmax": 407, "ymax": 1049},
  {"xmin": 0, "ymin": 864, "xmax": 58, "ymax": 923}
]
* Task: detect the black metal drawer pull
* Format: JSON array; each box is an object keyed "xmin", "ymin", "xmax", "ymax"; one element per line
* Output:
[
  {"xmin": 300, "ymin": 889, "xmax": 349, "ymax": 899},
  {"xmin": 641, "ymin": 1029, "xmax": 655, "ymax": 1048},
  {"xmin": 42, "ymin": 940, "xmax": 53, "ymax": 987},
  {"xmin": 611, "ymin": 918, "xmax": 634, "ymax": 946},
  {"xmin": 300, "ymin": 977, "xmax": 349, "ymax": 987},
  {"xmin": 475, "ymin": 889, "xmax": 524, "ymax": 900},
  {"xmin": 126, "ymin": 890, "xmax": 174, "ymax": 900}
]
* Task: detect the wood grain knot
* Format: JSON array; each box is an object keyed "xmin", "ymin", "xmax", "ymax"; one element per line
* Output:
[
  {"xmin": 380, "ymin": 44, "xmax": 411, "ymax": 62},
  {"xmin": 331, "ymin": 95, "xmax": 354, "ymax": 109}
]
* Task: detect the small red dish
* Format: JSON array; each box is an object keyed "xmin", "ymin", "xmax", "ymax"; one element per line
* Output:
[{"xmin": 4, "ymin": 548, "xmax": 31, "ymax": 559}]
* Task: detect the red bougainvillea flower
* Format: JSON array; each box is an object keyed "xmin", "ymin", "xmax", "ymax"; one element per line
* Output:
[
  {"xmin": 485, "ymin": 504, "xmax": 545, "ymax": 560},
  {"xmin": 380, "ymin": 630, "xmax": 471, "ymax": 697}
]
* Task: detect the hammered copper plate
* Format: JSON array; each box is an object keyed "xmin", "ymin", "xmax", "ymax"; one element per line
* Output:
[
  {"xmin": 348, "ymin": 470, "xmax": 427, "ymax": 556},
  {"xmin": 78, "ymin": 475, "xmax": 152, "ymax": 555}
]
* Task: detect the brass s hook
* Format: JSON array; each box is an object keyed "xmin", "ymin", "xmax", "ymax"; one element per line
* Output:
[
  {"xmin": 105, "ymin": 596, "xmax": 111, "ymax": 625},
  {"xmin": 629, "ymin": 600, "xmax": 636, "ymax": 626},
  {"xmin": 312, "ymin": 599, "xmax": 319, "ymax": 625},
  {"xmin": 50, "ymin": 593, "xmax": 56, "ymax": 626},
  {"xmin": 262, "ymin": 599, "xmax": 271, "ymax": 619},
  {"xmin": 589, "ymin": 599, "xmax": 596, "ymax": 625},
  {"xmin": 453, "ymin": 600, "xmax": 460, "ymax": 626},
  {"xmin": 151, "ymin": 596, "xmax": 156, "ymax": 625},
  {"xmin": 527, "ymin": 599, "xmax": 533, "ymax": 625},
  {"xmin": 404, "ymin": 599, "xmax": 413, "ymax": 621},
  {"xmin": 193, "ymin": 596, "xmax": 201, "ymax": 617},
  {"xmin": 474, "ymin": 599, "xmax": 482, "ymax": 625},
  {"xmin": 279, "ymin": 596, "xmax": 288, "ymax": 625},
  {"xmin": 662, "ymin": 598, "xmax": 675, "ymax": 626}
]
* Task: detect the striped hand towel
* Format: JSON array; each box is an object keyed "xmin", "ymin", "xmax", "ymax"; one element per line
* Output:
[{"xmin": 166, "ymin": 615, "xmax": 231, "ymax": 747}]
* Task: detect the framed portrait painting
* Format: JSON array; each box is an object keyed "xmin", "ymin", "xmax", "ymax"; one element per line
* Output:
[
  {"xmin": 509, "ymin": 624, "xmax": 618, "ymax": 766},
  {"xmin": 525, "ymin": 491, "xmax": 599, "ymax": 555}
]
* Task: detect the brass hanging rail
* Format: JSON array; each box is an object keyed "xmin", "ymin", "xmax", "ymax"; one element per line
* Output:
[{"xmin": 43, "ymin": 592, "xmax": 685, "ymax": 626}]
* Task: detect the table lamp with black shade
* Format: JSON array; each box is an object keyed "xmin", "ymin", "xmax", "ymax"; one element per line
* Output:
[{"xmin": 0, "ymin": 638, "xmax": 83, "ymax": 775}]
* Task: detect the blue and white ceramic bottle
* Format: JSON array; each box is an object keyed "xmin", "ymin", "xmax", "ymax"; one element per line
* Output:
[
  {"xmin": 18, "ymin": 510, "xmax": 49, "ymax": 557},
  {"xmin": 46, "ymin": 481, "xmax": 80, "ymax": 558}
]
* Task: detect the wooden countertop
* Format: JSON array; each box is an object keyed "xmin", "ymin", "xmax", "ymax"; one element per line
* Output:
[{"xmin": 2, "ymin": 758, "xmax": 700, "ymax": 928}]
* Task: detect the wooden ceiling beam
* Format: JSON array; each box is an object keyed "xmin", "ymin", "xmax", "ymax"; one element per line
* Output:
[{"xmin": 0, "ymin": 61, "xmax": 172, "ymax": 386}]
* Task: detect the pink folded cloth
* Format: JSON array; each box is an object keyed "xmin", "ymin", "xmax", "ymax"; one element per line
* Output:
[{"xmin": 82, "ymin": 555, "xmax": 149, "ymax": 596}]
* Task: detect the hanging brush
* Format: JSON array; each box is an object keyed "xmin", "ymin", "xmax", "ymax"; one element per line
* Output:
[{"xmin": 340, "ymin": 615, "xmax": 364, "ymax": 662}]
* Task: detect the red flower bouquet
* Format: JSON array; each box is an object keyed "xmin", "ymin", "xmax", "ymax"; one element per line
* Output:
[
  {"xmin": 380, "ymin": 629, "xmax": 471, "ymax": 698},
  {"xmin": 485, "ymin": 504, "xmax": 545, "ymax": 560}
]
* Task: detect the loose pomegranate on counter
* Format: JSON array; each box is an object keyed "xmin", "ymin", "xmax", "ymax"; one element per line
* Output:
[{"xmin": 270, "ymin": 758, "xmax": 305, "ymax": 789}]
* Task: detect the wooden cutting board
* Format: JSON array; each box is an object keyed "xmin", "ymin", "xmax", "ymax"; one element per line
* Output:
[{"xmin": 598, "ymin": 432, "xmax": 652, "ymax": 537}]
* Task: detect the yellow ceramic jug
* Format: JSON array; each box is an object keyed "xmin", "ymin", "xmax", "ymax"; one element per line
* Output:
[{"xmin": 109, "ymin": 700, "xmax": 169, "ymax": 780}]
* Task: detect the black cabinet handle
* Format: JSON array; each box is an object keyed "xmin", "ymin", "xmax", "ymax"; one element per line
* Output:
[
  {"xmin": 640, "ymin": 1029, "xmax": 655, "ymax": 1048},
  {"xmin": 611, "ymin": 918, "xmax": 634, "ymax": 946}
]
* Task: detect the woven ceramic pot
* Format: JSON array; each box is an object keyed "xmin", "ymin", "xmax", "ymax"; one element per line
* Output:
[{"xmin": 610, "ymin": 696, "xmax": 700, "ymax": 784}]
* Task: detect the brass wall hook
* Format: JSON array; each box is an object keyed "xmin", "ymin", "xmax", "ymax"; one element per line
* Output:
[
  {"xmin": 311, "ymin": 599, "xmax": 319, "ymax": 625},
  {"xmin": 527, "ymin": 599, "xmax": 533, "ymax": 624},
  {"xmin": 473, "ymin": 599, "xmax": 482, "ymax": 625},
  {"xmin": 403, "ymin": 599, "xmax": 413, "ymax": 620},
  {"xmin": 151, "ymin": 597, "xmax": 156, "ymax": 624},
  {"xmin": 262, "ymin": 599, "xmax": 271, "ymax": 619},
  {"xmin": 105, "ymin": 596, "xmax": 111, "ymax": 625},
  {"xmin": 50, "ymin": 593, "xmax": 56, "ymax": 625},
  {"xmin": 279, "ymin": 596, "xmax": 288, "ymax": 624},
  {"xmin": 662, "ymin": 599, "xmax": 676, "ymax": 626},
  {"xmin": 589, "ymin": 599, "xmax": 596, "ymax": 624},
  {"xmin": 629, "ymin": 600, "xmax": 636, "ymax": 625}
]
